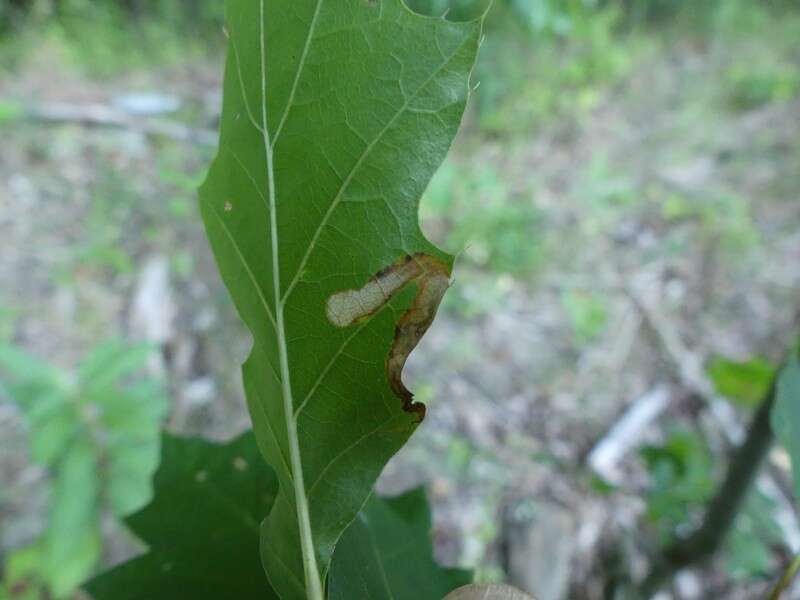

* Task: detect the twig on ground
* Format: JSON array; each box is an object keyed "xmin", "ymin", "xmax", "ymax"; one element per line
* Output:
[
  {"xmin": 587, "ymin": 385, "xmax": 672, "ymax": 484},
  {"xmin": 625, "ymin": 280, "xmax": 744, "ymax": 443},
  {"xmin": 21, "ymin": 103, "xmax": 217, "ymax": 146}
]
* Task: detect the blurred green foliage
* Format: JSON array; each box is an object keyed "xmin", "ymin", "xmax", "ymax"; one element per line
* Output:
[
  {"xmin": 708, "ymin": 356, "xmax": 776, "ymax": 409},
  {"xmin": 661, "ymin": 193, "xmax": 759, "ymax": 252},
  {"xmin": 4, "ymin": 0, "xmax": 797, "ymax": 109},
  {"xmin": 641, "ymin": 428, "xmax": 785, "ymax": 579},
  {"xmin": 401, "ymin": 0, "xmax": 800, "ymax": 138},
  {"xmin": 0, "ymin": 0, "xmax": 224, "ymax": 73},
  {"xmin": 0, "ymin": 308, "xmax": 17, "ymax": 343},
  {"xmin": 71, "ymin": 168, "xmax": 138, "ymax": 278},
  {"xmin": 475, "ymin": 1, "xmax": 633, "ymax": 136},
  {"xmin": 0, "ymin": 340, "xmax": 168, "ymax": 599},
  {"xmin": 156, "ymin": 154, "xmax": 209, "ymax": 282},
  {"xmin": 572, "ymin": 156, "xmax": 639, "ymax": 239},
  {"xmin": 0, "ymin": 100, "xmax": 23, "ymax": 122},
  {"xmin": 48, "ymin": 154, "xmax": 207, "ymax": 287},
  {"xmin": 641, "ymin": 429, "xmax": 716, "ymax": 539},
  {"xmin": 0, "ymin": 0, "xmax": 222, "ymax": 33},
  {"xmin": 725, "ymin": 63, "xmax": 800, "ymax": 111},
  {"xmin": 725, "ymin": 493, "xmax": 785, "ymax": 580},
  {"xmin": 409, "ymin": 0, "xmax": 631, "ymax": 133},
  {"xmin": 561, "ymin": 290, "xmax": 608, "ymax": 344},
  {"xmin": 423, "ymin": 162, "xmax": 545, "ymax": 276}
]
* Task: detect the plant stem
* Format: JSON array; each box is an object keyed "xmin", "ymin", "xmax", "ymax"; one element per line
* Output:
[
  {"xmin": 767, "ymin": 554, "xmax": 800, "ymax": 600},
  {"xmin": 639, "ymin": 379, "xmax": 777, "ymax": 598}
]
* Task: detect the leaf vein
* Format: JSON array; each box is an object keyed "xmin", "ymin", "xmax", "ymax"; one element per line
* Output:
[
  {"xmin": 205, "ymin": 201, "xmax": 277, "ymax": 330},
  {"xmin": 293, "ymin": 309, "xmax": 384, "ymax": 418},
  {"xmin": 306, "ymin": 417, "xmax": 396, "ymax": 497},
  {"xmin": 281, "ymin": 33, "xmax": 474, "ymax": 303},
  {"xmin": 271, "ymin": 0, "xmax": 325, "ymax": 149}
]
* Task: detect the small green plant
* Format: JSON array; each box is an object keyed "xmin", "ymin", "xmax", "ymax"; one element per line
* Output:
[
  {"xmin": 641, "ymin": 428, "xmax": 716, "ymax": 542},
  {"xmin": 0, "ymin": 340, "xmax": 167, "ymax": 599},
  {"xmin": 641, "ymin": 428, "xmax": 786, "ymax": 580}
]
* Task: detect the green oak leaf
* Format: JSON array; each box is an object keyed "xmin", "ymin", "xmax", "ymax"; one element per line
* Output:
[
  {"xmin": 0, "ymin": 341, "xmax": 167, "ymax": 598},
  {"xmin": 771, "ymin": 349, "xmax": 800, "ymax": 500},
  {"xmin": 198, "ymin": 1, "xmax": 482, "ymax": 597},
  {"xmin": 329, "ymin": 487, "xmax": 472, "ymax": 599},
  {"xmin": 84, "ymin": 432, "xmax": 279, "ymax": 600}
]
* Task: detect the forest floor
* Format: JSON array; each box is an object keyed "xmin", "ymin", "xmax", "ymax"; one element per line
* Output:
[{"xmin": 1, "ymin": 8, "xmax": 799, "ymax": 600}]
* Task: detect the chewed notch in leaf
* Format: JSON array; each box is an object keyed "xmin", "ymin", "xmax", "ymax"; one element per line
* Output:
[{"xmin": 326, "ymin": 254, "xmax": 450, "ymax": 420}]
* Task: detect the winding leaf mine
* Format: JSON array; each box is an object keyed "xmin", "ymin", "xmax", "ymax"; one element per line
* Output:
[{"xmin": 326, "ymin": 253, "xmax": 451, "ymax": 420}]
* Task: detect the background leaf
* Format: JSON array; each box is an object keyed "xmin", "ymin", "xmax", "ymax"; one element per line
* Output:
[
  {"xmin": 708, "ymin": 356, "xmax": 776, "ymax": 408},
  {"xmin": 198, "ymin": 0, "xmax": 481, "ymax": 597},
  {"xmin": 328, "ymin": 487, "xmax": 472, "ymax": 599},
  {"xmin": 84, "ymin": 432, "xmax": 279, "ymax": 600},
  {"xmin": 771, "ymin": 350, "xmax": 800, "ymax": 500}
]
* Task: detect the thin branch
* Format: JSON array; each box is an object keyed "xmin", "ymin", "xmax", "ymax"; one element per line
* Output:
[
  {"xmin": 767, "ymin": 554, "xmax": 800, "ymax": 600},
  {"xmin": 639, "ymin": 377, "xmax": 778, "ymax": 598}
]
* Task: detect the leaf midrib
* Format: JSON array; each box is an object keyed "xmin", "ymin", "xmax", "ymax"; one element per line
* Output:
[{"xmin": 257, "ymin": 0, "xmax": 325, "ymax": 597}]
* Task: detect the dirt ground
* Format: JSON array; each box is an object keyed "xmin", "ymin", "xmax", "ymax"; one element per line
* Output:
[{"xmin": 1, "ymin": 27, "xmax": 799, "ymax": 600}]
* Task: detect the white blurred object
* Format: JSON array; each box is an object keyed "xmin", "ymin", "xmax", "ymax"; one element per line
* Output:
[
  {"xmin": 129, "ymin": 256, "xmax": 176, "ymax": 376},
  {"xmin": 112, "ymin": 92, "xmax": 181, "ymax": 116},
  {"xmin": 587, "ymin": 385, "xmax": 672, "ymax": 484},
  {"xmin": 183, "ymin": 377, "xmax": 216, "ymax": 408},
  {"xmin": 445, "ymin": 584, "xmax": 535, "ymax": 600},
  {"xmin": 674, "ymin": 570, "xmax": 702, "ymax": 599}
]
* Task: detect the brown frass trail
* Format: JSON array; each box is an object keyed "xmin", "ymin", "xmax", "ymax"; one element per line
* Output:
[{"xmin": 325, "ymin": 253, "xmax": 451, "ymax": 421}]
